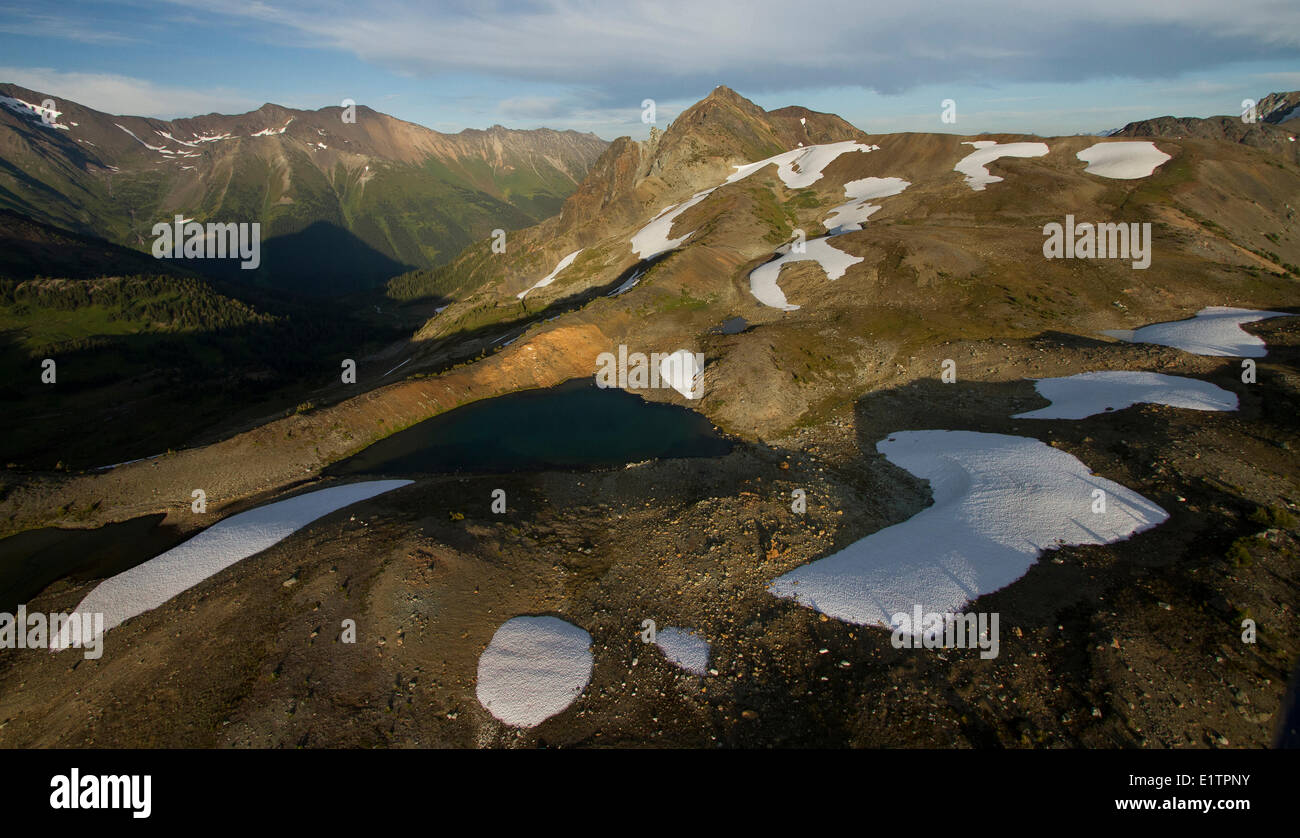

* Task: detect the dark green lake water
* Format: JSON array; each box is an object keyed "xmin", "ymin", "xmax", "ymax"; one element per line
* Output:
[
  {"xmin": 328, "ymin": 378, "xmax": 732, "ymax": 476},
  {"xmin": 0, "ymin": 514, "xmax": 182, "ymax": 613}
]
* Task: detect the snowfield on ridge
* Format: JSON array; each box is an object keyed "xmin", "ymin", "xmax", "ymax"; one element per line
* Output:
[
  {"xmin": 1076, "ymin": 141, "xmax": 1171, "ymax": 179},
  {"xmin": 630, "ymin": 140, "xmax": 879, "ymax": 260},
  {"xmin": 954, "ymin": 140, "xmax": 1050, "ymax": 190}
]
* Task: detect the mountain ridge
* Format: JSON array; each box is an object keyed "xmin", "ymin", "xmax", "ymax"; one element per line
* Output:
[{"xmin": 0, "ymin": 83, "xmax": 609, "ymax": 293}]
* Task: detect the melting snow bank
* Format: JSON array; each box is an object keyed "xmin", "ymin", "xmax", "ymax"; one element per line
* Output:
[
  {"xmin": 954, "ymin": 140, "xmax": 1050, "ymax": 191},
  {"xmin": 115, "ymin": 123, "xmax": 169, "ymax": 152},
  {"xmin": 631, "ymin": 189, "xmax": 716, "ymax": 259},
  {"xmin": 54, "ymin": 480, "xmax": 411, "ymax": 645},
  {"xmin": 630, "ymin": 141, "xmax": 879, "ymax": 260},
  {"xmin": 517, "ymin": 249, "xmax": 582, "ymax": 299},
  {"xmin": 823, "ymin": 176, "xmax": 910, "ymax": 233},
  {"xmin": 1014, "ymin": 371, "xmax": 1238, "ymax": 419},
  {"xmin": 769, "ymin": 431, "xmax": 1167, "ymax": 628},
  {"xmin": 749, "ymin": 237, "xmax": 862, "ymax": 310},
  {"xmin": 724, "ymin": 140, "xmax": 879, "ymax": 188},
  {"xmin": 1076, "ymin": 141, "xmax": 1170, "ymax": 179},
  {"xmin": 654, "ymin": 627, "xmax": 710, "ymax": 675},
  {"xmin": 476, "ymin": 616, "xmax": 592, "ymax": 727},
  {"xmin": 608, "ymin": 264, "xmax": 648, "ymax": 297},
  {"xmin": 1102, "ymin": 306, "xmax": 1294, "ymax": 357},
  {"xmin": 1, "ymin": 95, "xmax": 69, "ymax": 130},
  {"xmin": 748, "ymin": 172, "xmax": 908, "ymax": 309}
]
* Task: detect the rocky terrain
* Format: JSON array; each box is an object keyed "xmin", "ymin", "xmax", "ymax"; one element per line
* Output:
[
  {"xmin": 0, "ymin": 87, "xmax": 1297, "ymax": 748},
  {"xmin": 1, "ymin": 316, "xmax": 1295, "ymax": 747}
]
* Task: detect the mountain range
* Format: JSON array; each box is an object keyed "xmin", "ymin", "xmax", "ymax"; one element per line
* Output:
[
  {"xmin": 0, "ymin": 84, "xmax": 607, "ymax": 293},
  {"xmin": 1, "ymin": 82, "xmax": 1298, "ymax": 750}
]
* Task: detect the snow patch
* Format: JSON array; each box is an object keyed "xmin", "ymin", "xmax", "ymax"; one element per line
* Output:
[
  {"xmin": 0, "ymin": 95, "xmax": 70, "ymax": 130},
  {"xmin": 476, "ymin": 616, "xmax": 592, "ymax": 728},
  {"xmin": 115, "ymin": 123, "xmax": 169, "ymax": 152},
  {"xmin": 748, "ymin": 237, "xmax": 863, "ymax": 311},
  {"xmin": 823, "ymin": 176, "xmax": 910, "ymax": 233},
  {"xmin": 54, "ymin": 480, "xmax": 411, "ymax": 644},
  {"xmin": 1014, "ymin": 371, "xmax": 1238, "ymax": 419},
  {"xmin": 382, "ymin": 358, "xmax": 411, "ymax": 377},
  {"xmin": 1076, "ymin": 141, "xmax": 1170, "ymax": 179},
  {"xmin": 516, "ymin": 249, "xmax": 582, "ymax": 299},
  {"xmin": 769, "ymin": 430, "xmax": 1168, "ymax": 627},
  {"xmin": 654, "ymin": 627, "xmax": 710, "ymax": 675},
  {"xmin": 725, "ymin": 140, "xmax": 879, "ymax": 189},
  {"xmin": 630, "ymin": 189, "xmax": 715, "ymax": 259},
  {"xmin": 629, "ymin": 141, "xmax": 879, "ymax": 260},
  {"xmin": 659, "ymin": 349, "xmax": 703, "ymax": 399},
  {"xmin": 954, "ymin": 140, "xmax": 1050, "ymax": 190},
  {"xmin": 250, "ymin": 118, "xmax": 293, "ymax": 137},
  {"xmin": 156, "ymin": 130, "xmax": 198, "ymax": 147},
  {"xmin": 1102, "ymin": 306, "xmax": 1293, "ymax": 357},
  {"xmin": 608, "ymin": 265, "xmax": 647, "ymax": 297}
]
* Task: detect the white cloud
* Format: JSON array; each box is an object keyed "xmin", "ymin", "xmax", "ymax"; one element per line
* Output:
[
  {"xmin": 0, "ymin": 7, "xmax": 136, "ymax": 45},
  {"xmin": 0, "ymin": 67, "xmax": 257, "ymax": 118},
  {"xmin": 498, "ymin": 96, "xmax": 567, "ymax": 120},
  {"xmin": 164, "ymin": 0, "xmax": 1300, "ymax": 99},
  {"xmin": 496, "ymin": 93, "xmax": 682, "ymax": 133}
]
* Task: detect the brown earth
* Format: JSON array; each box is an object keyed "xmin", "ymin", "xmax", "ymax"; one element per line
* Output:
[
  {"xmin": 1, "ymin": 88, "xmax": 1298, "ymax": 748},
  {"xmin": 0, "ymin": 317, "xmax": 1295, "ymax": 748}
]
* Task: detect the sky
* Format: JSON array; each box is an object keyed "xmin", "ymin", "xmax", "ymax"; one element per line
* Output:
[{"xmin": 1, "ymin": 0, "xmax": 1298, "ymax": 140}]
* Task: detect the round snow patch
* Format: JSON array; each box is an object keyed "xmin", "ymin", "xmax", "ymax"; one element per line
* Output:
[
  {"xmin": 1076, "ymin": 141, "xmax": 1170, "ymax": 179},
  {"xmin": 654, "ymin": 627, "xmax": 711, "ymax": 675},
  {"xmin": 476, "ymin": 616, "xmax": 592, "ymax": 728}
]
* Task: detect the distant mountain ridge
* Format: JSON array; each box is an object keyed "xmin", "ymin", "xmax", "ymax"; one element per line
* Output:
[
  {"xmin": 1114, "ymin": 90, "xmax": 1299, "ymax": 159},
  {"xmin": 387, "ymin": 84, "xmax": 1299, "ymax": 443},
  {"xmin": 392, "ymin": 85, "xmax": 873, "ymax": 314},
  {"xmin": 1259, "ymin": 91, "xmax": 1300, "ymax": 124},
  {"xmin": 0, "ymin": 84, "xmax": 608, "ymax": 294}
]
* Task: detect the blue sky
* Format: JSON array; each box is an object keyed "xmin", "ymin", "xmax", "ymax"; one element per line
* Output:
[{"xmin": 2, "ymin": 0, "xmax": 1298, "ymax": 139}]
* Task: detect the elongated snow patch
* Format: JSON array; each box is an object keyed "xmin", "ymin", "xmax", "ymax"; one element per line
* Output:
[
  {"xmin": 823, "ymin": 176, "xmax": 910, "ymax": 233},
  {"xmin": 769, "ymin": 431, "xmax": 1167, "ymax": 627},
  {"xmin": 748, "ymin": 172, "xmax": 907, "ymax": 309},
  {"xmin": 517, "ymin": 249, "xmax": 582, "ymax": 299},
  {"xmin": 954, "ymin": 140, "xmax": 1049, "ymax": 190},
  {"xmin": 631, "ymin": 189, "xmax": 716, "ymax": 259},
  {"xmin": 654, "ymin": 627, "xmax": 710, "ymax": 675},
  {"xmin": 630, "ymin": 141, "xmax": 878, "ymax": 260},
  {"xmin": 1102, "ymin": 306, "xmax": 1293, "ymax": 357},
  {"xmin": 54, "ymin": 480, "xmax": 411, "ymax": 645},
  {"xmin": 749, "ymin": 237, "xmax": 862, "ymax": 310},
  {"xmin": 1014, "ymin": 371, "xmax": 1237, "ymax": 419},
  {"xmin": 724, "ymin": 140, "xmax": 879, "ymax": 189},
  {"xmin": 1076, "ymin": 141, "xmax": 1170, "ymax": 179},
  {"xmin": 476, "ymin": 616, "xmax": 592, "ymax": 727}
]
